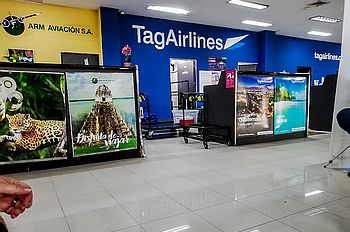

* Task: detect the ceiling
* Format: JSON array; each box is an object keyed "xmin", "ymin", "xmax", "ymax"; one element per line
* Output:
[{"xmin": 36, "ymin": 0, "xmax": 345, "ymax": 43}]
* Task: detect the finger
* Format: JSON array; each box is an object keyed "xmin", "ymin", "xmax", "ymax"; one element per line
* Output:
[
  {"xmin": 21, "ymin": 193, "xmax": 33, "ymax": 208},
  {"xmin": 11, "ymin": 208, "xmax": 24, "ymax": 219},
  {"xmin": 0, "ymin": 183, "xmax": 32, "ymax": 195},
  {"xmin": 0, "ymin": 197, "xmax": 14, "ymax": 212},
  {"xmin": 14, "ymin": 207, "xmax": 24, "ymax": 215},
  {"xmin": 5, "ymin": 206, "xmax": 14, "ymax": 214},
  {"xmin": 18, "ymin": 181, "xmax": 31, "ymax": 189},
  {"xmin": 15, "ymin": 200, "xmax": 25, "ymax": 211}
]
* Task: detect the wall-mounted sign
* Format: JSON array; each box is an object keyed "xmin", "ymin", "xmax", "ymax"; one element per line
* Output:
[
  {"xmin": 132, "ymin": 24, "xmax": 249, "ymax": 51},
  {"xmin": 208, "ymin": 57, "xmax": 227, "ymax": 71},
  {"xmin": 1, "ymin": 12, "xmax": 93, "ymax": 36},
  {"xmin": 1, "ymin": 13, "xmax": 40, "ymax": 36},
  {"xmin": 314, "ymin": 52, "xmax": 341, "ymax": 61}
]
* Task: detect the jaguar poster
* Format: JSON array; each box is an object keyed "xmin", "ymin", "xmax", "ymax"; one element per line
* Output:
[
  {"xmin": 236, "ymin": 75, "xmax": 274, "ymax": 137},
  {"xmin": 274, "ymin": 77, "xmax": 307, "ymax": 135},
  {"xmin": 0, "ymin": 70, "xmax": 67, "ymax": 162},
  {"xmin": 66, "ymin": 72, "xmax": 138, "ymax": 156}
]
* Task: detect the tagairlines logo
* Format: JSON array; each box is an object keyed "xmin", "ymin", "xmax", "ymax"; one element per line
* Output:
[{"xmin": 132, "ymin": 25, "xmax": 249, "ymax": 51}]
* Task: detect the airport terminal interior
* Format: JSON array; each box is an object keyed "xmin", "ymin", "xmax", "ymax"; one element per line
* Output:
[{"xmin": 1, "ymin": 0, "xmax": 350, "ymax": 231}]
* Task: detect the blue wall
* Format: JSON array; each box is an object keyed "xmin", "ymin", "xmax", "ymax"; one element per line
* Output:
[
  {"xmin": 119, "ymin": 14, "xmax": 259, "ymax": 119},
  {"xmin": 261, "ymin": 33, "xmax": 341, "ymax": 84},
  {"xmin": 100, "ymin": 7, "xmax": 121, "ymax": 66},
  {"xmin": 100, "ymin": 7, "xmax": 341, "ymax": 119}
]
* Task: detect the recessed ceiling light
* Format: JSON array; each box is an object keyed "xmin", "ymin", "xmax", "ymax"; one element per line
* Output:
[
  {"xmin": 308, "ymin": 31, "xmax": 332, "ymax": 36},
  {"xmin": 310, "ymin": 16, "xmax": 341, "ymax": 23},
  {"xmin": 242, "ymin": 20, "xmax": 272, "ymax": 27},
  {"xmin": 146, "ymin": 6, "xmax": 189, "ymax": 15},
  {"xmin": 228, "ymin": 0, "xmax": 269, "ymax": 10}
]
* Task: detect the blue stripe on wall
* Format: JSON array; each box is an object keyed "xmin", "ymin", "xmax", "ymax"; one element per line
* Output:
[{"xmin": 100, "ymin": 7, "xmax": 121, "ymax": 66}]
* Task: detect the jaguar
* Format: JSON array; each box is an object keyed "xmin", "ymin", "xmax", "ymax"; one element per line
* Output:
[{"xmin": 0, "ymin": 113, "xmax": 66, "ymax": 154}]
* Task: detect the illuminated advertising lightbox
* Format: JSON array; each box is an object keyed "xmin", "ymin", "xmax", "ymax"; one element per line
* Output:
[
  {"xmin": 236, "ymin": 76, "xmax": 274, "ymax": 137},
  {"xmin": 66, "ymin": 72, "xmax": 138, "ymax": 157},
  {"xmin": 274, "ymin": 77, "xmax": 307, "ymax": 135},
  {"xmin": 0, "ymin": 70, "xmax": 67, "ymax": 162}
]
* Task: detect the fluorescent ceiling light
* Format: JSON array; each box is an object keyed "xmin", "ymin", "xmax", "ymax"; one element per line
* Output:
[
  {"xmin": 228, "ymin": 0, "xmax": 269, "ymax": 10},
  {"xmin": 308, "ymin": 31, "xmax": 332, "ymax": 36},
  {"xmin": 242, "ymin": 20, "xmax": 272, "ymax": 27},
  {"xmin": 310, "ymin": 16, "xmax": 341, "ymax": 23},
  {"xmin": 305, "ymin": 190, "xmax": 324, "ymax": 197},
  {"xmin": 146, "ymin": 6, "xmax": 189, "ymax": 15}
]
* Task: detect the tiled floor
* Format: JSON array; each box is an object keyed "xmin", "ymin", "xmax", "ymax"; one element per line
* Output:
[{"xmin": 4, "ymin": 134, "xmax": 350, "ymax": 232}]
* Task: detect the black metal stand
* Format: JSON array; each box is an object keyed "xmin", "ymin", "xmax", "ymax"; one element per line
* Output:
[
  {"xmin": 324, "ymin": 144, "xmax": 350, "ymax": 168},
  {"xmin": 182, "ymin": 124, "xmax": 232, "ymax": 149},
  {"xmin": 324, "ymin": 144, "xmax": 350, "ymax": 177},
  {"xmin": 140, "ymin": 93, "xmax": 181, "ymax": 139}
]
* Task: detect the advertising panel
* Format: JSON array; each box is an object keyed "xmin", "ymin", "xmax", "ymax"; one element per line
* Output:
[
  {"xmin": 274, "ymin": 77, "xmax": 307, "ymax": 135},
  {"xmin": 66, "ymin": 72, "xmax": 138, "ymax": 156},
  {"xmin": 208, "ymin": 57, "xmax": 227, "ymax": 71},
  {"xmin": 226, "ymin": 70, "xmax": 235, "ymax": 89},
  {"xmin": 0, "ymin": 70, "xmax": 67, "ymax": 162},
  {"xmin": 236, "ymin": 76, "xmax": 274, "ymax": 137},
  {"xmin": 198, "ymin": 71, "xmax": 221, "ymax": 93}
]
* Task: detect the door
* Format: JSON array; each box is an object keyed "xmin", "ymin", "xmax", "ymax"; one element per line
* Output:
[{"xmin": 170, "ymin": 59, "xmax": 197, "ymax": 110}]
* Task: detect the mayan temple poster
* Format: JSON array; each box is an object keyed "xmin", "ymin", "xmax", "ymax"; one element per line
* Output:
[{"xmin": 66, "ymin": 72, "xmax": 138, "ymax": 156}]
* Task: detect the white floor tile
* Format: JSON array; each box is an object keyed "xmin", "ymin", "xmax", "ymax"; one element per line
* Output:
[
  {"xmin": 208, "ymin": 180, "xmax": 273, "ymax": 200},
  {"xmin": 24, "ymin": 177, "xmax": 57, "ymax": 203},
  {"xmin": 239, "ymin": 192, "xmax": 311, "ymax": 219},
  {"xmin": 115, "ymin": 226, "xmax": 146, "ymax": 232},
  {"xmin": 307, "ymin": 178, "xmax": 350, "ymax": 197},
  {"xmin": 280, "ymin": 207, "xmax": 350, "ymax": 232},
  {"xmin": 240, "ymin": 221, "xmax": 300, "ymax": 232},
  {"xmin": 7, "ymin": 218, "xmax": 69, "ymax": 232},
  {"xmin": 122, "ymin": 195, "xmax": 189, "ymax": 224},
  {"xmin": 150, "ymin": 177, "xmax": 202, "ymax": 194},
  {"xmin": 275, "ymin": 185, "xmax": 343, "ymax": 207},
  {"xmin": 52, "ymin": 172, "xmax": 104, "ymax": 198},
  {"xmin": 60, "ymin": 191, "xmax": 117, "ymax": 216},
  {"xmin": 169, "ymin": 187, "xmax": 232, "ymax": 210},
  {"xmin": 141, "ymin": 212, "xmax": 221, "ymax": 232},
  {"xmin": 109, "ymin": 183, "xmax": 165, "ymax": 204},
  {"xmin": 195, "ymin": 201, "xmax": 273, "ymax": 232},
  {"xmin": 67, "ymin": 205, "xmax": 137, "ymax": 232},
  {"xmin": 322, "ymin": 197, "xmax": 350, "ymax": 220}
]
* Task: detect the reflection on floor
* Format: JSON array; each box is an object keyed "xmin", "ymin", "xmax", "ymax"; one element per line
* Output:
[{"xmin": 4, "ymin": 134, "xmax": 350, "ymax": 232}]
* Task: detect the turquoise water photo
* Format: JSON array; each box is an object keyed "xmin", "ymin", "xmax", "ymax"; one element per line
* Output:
[{"xmin": 274, "ymin": 101, "xmax": 306, "ymax": 134}]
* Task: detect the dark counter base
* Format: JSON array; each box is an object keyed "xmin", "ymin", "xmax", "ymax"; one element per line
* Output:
[
  {"xmin": 0, "ymin": 150, "xmax": 140, "ymax": 175},
  {"xmin": 236, "ymin": 131, "xmax": 307, "ymax": 146}
]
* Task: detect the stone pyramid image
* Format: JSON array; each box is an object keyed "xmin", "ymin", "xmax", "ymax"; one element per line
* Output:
[{"xmin": 78, "ymin": 85, "xmax": 132, "ymax": 143}]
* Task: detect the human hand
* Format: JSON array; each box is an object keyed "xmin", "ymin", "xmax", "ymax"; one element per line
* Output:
[{"xmin": 0, "ymin": 176, "xmax": 33, "ymax": 219}]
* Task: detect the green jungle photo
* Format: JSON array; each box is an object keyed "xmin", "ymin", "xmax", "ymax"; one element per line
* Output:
[{"xmin": 0, "ymin": 71, "xmax": 66, "ymax": 162}]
